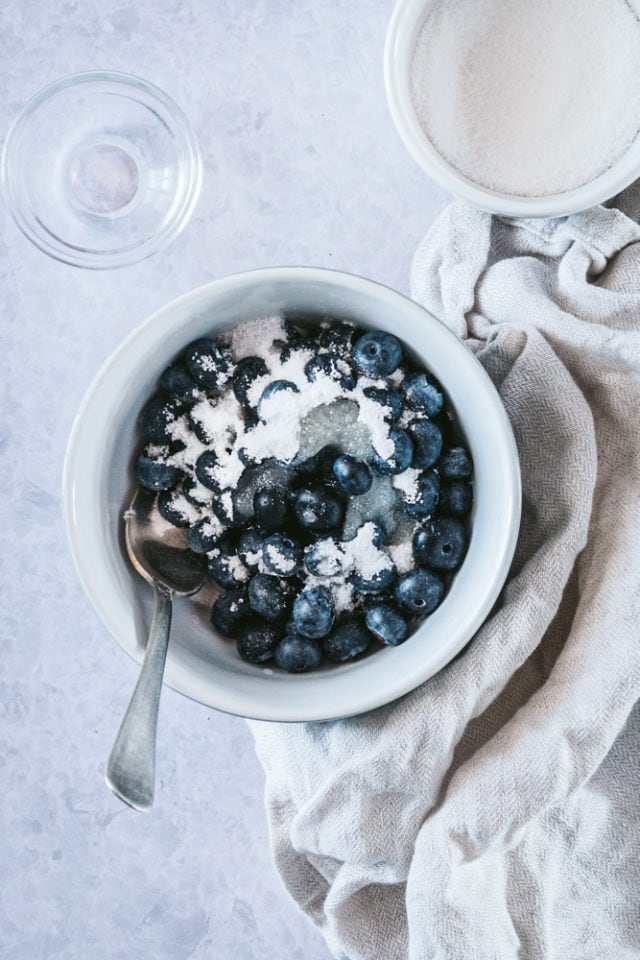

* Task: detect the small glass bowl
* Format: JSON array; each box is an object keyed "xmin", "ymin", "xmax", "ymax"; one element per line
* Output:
[{"xmin": 1, "ymin": 71, "xmax": 202, "ymax": 269}]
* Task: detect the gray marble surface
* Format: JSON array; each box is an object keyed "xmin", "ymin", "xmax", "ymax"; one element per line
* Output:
[{"xmin": 0, "ymin": 2, "xmax": 448, "ymax": 957}]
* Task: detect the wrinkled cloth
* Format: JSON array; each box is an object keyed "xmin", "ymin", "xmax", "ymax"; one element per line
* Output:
[{"xmin": 249, "ymin": 189, "xmax": 640, "ymax": 960}]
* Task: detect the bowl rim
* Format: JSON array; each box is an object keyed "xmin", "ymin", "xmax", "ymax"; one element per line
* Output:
[
  {"xmin": 1, "ymin": 70, "xmax": 203, "ymax": 269},
  {"xmin": 384, "ymin": 0, "xmax": 640, "ymax": 219},
  {"xmin": 63, "ymin": 265, "xmax": 521, "ymax": 722}
]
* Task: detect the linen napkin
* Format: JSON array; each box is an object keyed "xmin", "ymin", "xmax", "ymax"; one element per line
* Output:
[{"xmin": 249, "ymin": 189, "xmax": 640, "ymax": 960}]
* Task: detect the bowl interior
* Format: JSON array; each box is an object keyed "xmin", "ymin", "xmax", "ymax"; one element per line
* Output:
[
  {"xmin": 385, "ymin": 0, "xmax": 640, "ymax": 218},
  {"xmin": 1, "ymin": 71, "xmax": 202, "ymax": 268},
  {"xmin": 64, "ymin": 267, "xmax": 520, "ymax": 721}
]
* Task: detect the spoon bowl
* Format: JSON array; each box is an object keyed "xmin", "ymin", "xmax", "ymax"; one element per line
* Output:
[{"xmin": 124, "ymin": 487, "xmax": 208, "ymax": 595}]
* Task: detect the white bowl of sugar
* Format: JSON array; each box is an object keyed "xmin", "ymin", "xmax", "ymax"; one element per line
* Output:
[
  {"xmin": 63, "ymin": 267, "xmax": 520, "ymax": 722},
  {"xmin": 385, "ymin": 0, "xmax": 640, "ymax": 218}
]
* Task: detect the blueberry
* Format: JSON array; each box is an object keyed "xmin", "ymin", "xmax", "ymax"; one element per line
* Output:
[
  {"xmin": 303, "ymin": 356, "xmax": 329, "ymax": 386},
  {"xmin": 208, "ymin": 547, "xmax": 249, "ymax": 589},
  {"xmin": 363, "ymin": 386, "xmax": 404, "ymax": 421},
  {"xmin": 210, "ymin": 491, "xmax": 235, "ymax": 526},
  {"xmin": 181, "ymin": 476, "xmax": 210, "ymax": 506},
  {"xmin": 210, "ymin": 587, "xmax": 251, "ymax": 637},
  {"xmin": 237, "ymin": 526, "xmax": 264, "ymax": 570},
  {"xmin": 345, "ymin": 520, "xmax": 386, "ymax": 547},
  {"xmin": 274, "ymin": 634, "xmax": 323, "ymax": 672},
  {"xmin": 404, "ymin": 469, "xmax": 440, "ymax": 518},
  {"xmin": 258, "ymin": 380, "xmax": 300, "ymax": 418},
  {"xmin": 352, "ymin": 562, "xmax": 397, "ymax": 595},
  {"xmin": 135, "ymin": 455, "xmax": 182, "ymax": 492},
  {"xmin": 243, "ymin": 410, "xmax": 260, "ymax": 432},
  {"xmin": 157, "ymin": 489, "xmax": 192, "ymax": 528},
  {"xmin": 403, "ymin": 373, "xmax": 444, "ymax": 417},
  {"xmin": 365, "ymin": 605, "xmax": 408, "ymax": 646},
  {"xmin": 195, "ymin": 450, "xmax": 220, "ymax": 492},
  {"xmin": 253, "ymin": 484, "xmax": 290, "ymax": 533},
  {"xmin": 167, "ymin": 438, "xmax": 187, "ymax": 456},
  {"xmin": 232, "ymin": 356, "xmax": 269, "ymax": 407},
  {"xmin": 140, "ymin": 396, "xmax": 182, "ymax": 443},
  {"xmin": 413, "ymin": 518, "xmax": 468, "ymax": 571},
  {"xmin": 304, "ymin": 353, "xmax": 356, "ymax": 390},
  {"xmin": 438, "ymin": 481, "xmax": 473, "ymax": 518},
  {"xmin": 292, "ymin": 444, "xmax": 341, "ymax": 481},
  {"xmin": 160, "ymin": 364, "xmax": 199, "ymax": 406},
  {"xmin": 332, "ymin": 455, "xmax": 373, "ymax": 495},
  {"xmin": 439, "ymin": 446, "xmax": 473, "ymax": 480},
  {"xmin": 277, "ymin": 319, "xmax": 318, "ymax": 357},
  {"xmin": 292, "ymin": 586, "xmax": 335, "ymax": 639},
  {"xmin": 188, "ymin": 401, "xmax": 217, "ymax": 444},
  {"xmin": 236, "ymin": 619, "xmax": 281, "ymax": 664},
  {"xmin": 408, "ymin": 418, "xmax": 443, "ymax": 470},
  {"xmin": 293, "ymin": 485, "xmax": 345, "ymax": 534},
  {"xmin": 371, "ymin": 428, "xmax": 413, "ymax": 475},
  {"xmin": 272, "ymin": 337, "xmax": 300, "ymax": 363},
  {"xmin": 184, "ymin": 338, "xmax": 232, "ymax": 389},
  {"xmin": 318, "ymin": 320, "xmax": 357, "ymax": 356},
  {"xmin": 394, "ymin": 569, "xmax": 444, "ymax": 615},
  {"xmin": 248, "ymin": 573, "xmax": 295, "ymax": 622},
  {"xmin": 188, "ymin": 516, "xmax": 222, "ymax": 553},
  {"xmin": 352, "ymin": 331, "xmax": 403, "ymax": 378},
  {"xmin": 237, "ymin": 445, "xmax": 258, "ymax": 467},
  {"xmin": 282, "ymin": 316, "xmax": 313, "ymax": 340},
  {"xmin": 262, "ymin": 533, "xmax": 303, "ymax": 577},
  {"xmin": 323, "ymin": 615, "xmax": 371, "ymax": 663},
  {"xmin": 304, "ymin": 537, "xmax": 345, "ymax": 577},
  {"xmin": 232, "ymin": 464, "xmax": 292, "ymax": 522}
]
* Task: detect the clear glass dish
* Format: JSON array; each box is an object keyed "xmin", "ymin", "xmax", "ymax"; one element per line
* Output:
[{"xmin": 1, "ymin": 71, "xmax": 202, "ymax": 269}]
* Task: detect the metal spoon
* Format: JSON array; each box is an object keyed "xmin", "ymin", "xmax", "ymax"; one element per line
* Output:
[{"xmin": 106, "ymin": 487, "xmax": 208, "ymax": 811}]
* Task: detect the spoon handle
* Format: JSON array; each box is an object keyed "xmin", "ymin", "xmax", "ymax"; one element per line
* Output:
[{"xmin": 106, "ymin": 581, "xmax": 173, "ymax": 811}]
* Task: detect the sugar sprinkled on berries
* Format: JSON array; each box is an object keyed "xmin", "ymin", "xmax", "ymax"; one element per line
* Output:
[{"xmin": 131, "ymin": 316, "xmax": 473, "ymax": 673}]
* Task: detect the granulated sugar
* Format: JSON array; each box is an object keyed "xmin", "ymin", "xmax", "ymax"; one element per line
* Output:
[
  {"xmin": 165, "ymin": 316, "xmax": 397, "ymax": 496},
  {"xmin": 136, "ymin": 315, "xmax": 470, "ymax": 627},
  {"xmin": 410, "ymin": 0, "xmax": 640, "ymax": 196},
  {"xmin": 154, "ymin": 313, "xmax": 430, "ymax": 610},
  {"xmin": 305, "ymin": 522, "xmax": 395, "ymax": 611},
  {"xmin": 392, "ymin": 467, "xmax": 421, "ymax": 504}
]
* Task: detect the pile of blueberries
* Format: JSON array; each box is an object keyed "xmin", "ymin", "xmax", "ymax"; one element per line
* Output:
[{"xmin": 134, "ymin": 319, "xmax": 473, "ymax": 673}]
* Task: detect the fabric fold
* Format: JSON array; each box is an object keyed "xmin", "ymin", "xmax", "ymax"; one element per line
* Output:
[{"xmin": 250, "ymin": 188, "xmax": 640, "ymax": 960}]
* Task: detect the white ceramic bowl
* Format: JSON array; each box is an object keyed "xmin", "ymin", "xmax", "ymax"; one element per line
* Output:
[
  {"xmin": 63, "ymin": 267, "xmax": 520, "ymax": 722},
  {"xmin": 384, "ymin": 0, "xmax": 640, "ymax": 218}
]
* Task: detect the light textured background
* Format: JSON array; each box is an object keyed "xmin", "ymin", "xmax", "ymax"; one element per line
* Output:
[{"xmin": 0, "ymin": 2, "xmax": 448, "ymax": 957}]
